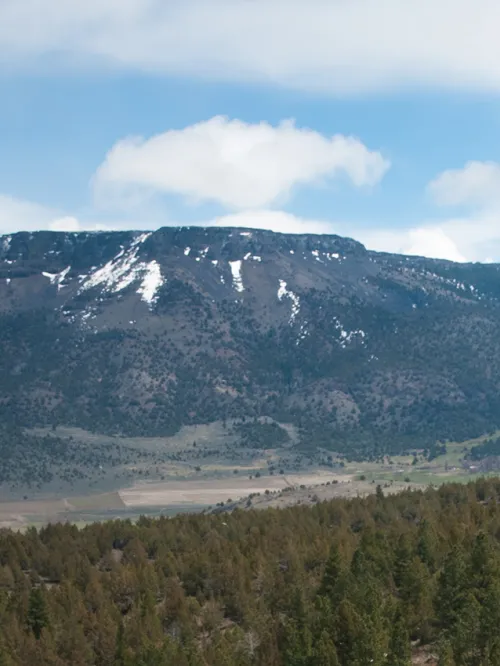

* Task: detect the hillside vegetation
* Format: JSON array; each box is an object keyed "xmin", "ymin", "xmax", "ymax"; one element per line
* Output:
[
  {"xmin": 2, "ymin": 227, "xmax": 500, "ymax": 484},
  {"xmin": 1, "ymin": 478, "xmax": 500, "ymax": 664}
]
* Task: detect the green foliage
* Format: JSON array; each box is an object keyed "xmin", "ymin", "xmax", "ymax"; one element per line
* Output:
[
  {"xmin": 233, "ymin": 421, "xmax": 291, "ymax": 449},
  {"xmin": 386, "ymin": 609, "xmax": 411, "ymax": 666},
  {"xmin": 27, "ymin": 587, "xmax": 49, "ymax": 640},
  {"xmin": 469, "ymin": 436, "xmax": 500, "ymax": 460},
  {"xmin": 2, "ymin": 465, "xmax": 500, "ymax": 663}
]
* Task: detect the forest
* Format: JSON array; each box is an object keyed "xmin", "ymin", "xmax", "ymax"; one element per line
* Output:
[
  {"xmin": 2, "ymin": 479, "xmax": 500, "ymax": 664},
  {"xmin": 469, "ymin": 437, "xmax": 500, "ymax": 461}
]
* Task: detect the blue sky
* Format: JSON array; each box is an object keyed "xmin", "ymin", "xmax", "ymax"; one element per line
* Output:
[{"xmin": 2, "ymin": 0, "xmax": 500, "ymax": 262}]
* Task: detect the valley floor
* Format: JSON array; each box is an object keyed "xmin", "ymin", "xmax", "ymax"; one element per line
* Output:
[{"xmin": 1, "ymin": 424, "xmax": 497, "ymax": 529}]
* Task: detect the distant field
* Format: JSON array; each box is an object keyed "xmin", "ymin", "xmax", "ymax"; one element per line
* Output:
[
  {"xmin": 119, "ymin": 471, "xmax": 347, "ymax": 507},
  {"xmin": 1, "ymin": 426, "xmax": 498, "ymax": 529}
]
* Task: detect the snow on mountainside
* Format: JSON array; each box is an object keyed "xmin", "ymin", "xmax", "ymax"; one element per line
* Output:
[{"xmin": 2, "ymin": 225, "xmax": 500, "ymax": 466}]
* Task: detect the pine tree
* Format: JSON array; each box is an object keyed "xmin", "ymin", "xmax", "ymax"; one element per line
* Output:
[
  {"xmin": 416, "ymin": 520, "xmax": 436, "ymax": 572},
  {"xmin": 26, "ymin": 587, "xmax": 49, "ymax": 640},
  {"xmin": 283, "ymin": 620, "xmax": 314, "ymax": 666},
  {"xmin": 386, "ymin": 609, "xmax": 411, "ymax": 666},
  {"xmin": 115, "ymin": 621, "xmax": 126, "ymax": 666},
  {"xmin": 0, "ymin": 641, "xmax": 12, "ymax": 666},
  {"xmin": 437, "ymin": 638, "xmax": 456, "ymax": 666},
  {"xmin": 319, "ymin": 545, "xmax": 347, "ymax": 607},
  {"xmin": 313, "ymin": 630, "xmax": 340, "ymax": 666},
  {"xmin": 478, "ymin": 578, "xmax": 500, "ymax": 663},
  {"xmin": 436, "ymin": 546, "xmax": 468, "ymax": 631},
  {"xmin": 451, "ymin": 591, "xmax": 481, "ymax": 666},
  {"xmin": 93, "ymin": 610, "xmax": 117, "ymax": 666},
  {"xmin": 334, "ymin": 599, "xmax": 367, "ymax": 666}
]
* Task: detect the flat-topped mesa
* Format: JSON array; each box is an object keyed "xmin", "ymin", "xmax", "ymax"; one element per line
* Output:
[
  {"xmin": 0, "ymin": 227, "xmax": 370, "ymax": 310},
  {"xmin": 137, "ymin": 226, "xmax": 368, "ymax": 262},
  {"xmin": 1, "ymin": 224, "xmax": 500, "ymax": 459},
  {"xmin": 0, "ymin": 226, "xmax": 367, "ymax": 269},
  {"xmin": 1, "ymin": 226, "xmax": 499, "ymax": 314}
]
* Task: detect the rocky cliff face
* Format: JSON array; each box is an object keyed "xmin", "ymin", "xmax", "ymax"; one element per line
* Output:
[{"xmin": 2, "ymin": 226, "xmax": 500, "ymax": 461}]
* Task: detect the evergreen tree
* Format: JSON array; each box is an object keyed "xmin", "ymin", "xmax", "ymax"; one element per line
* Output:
[
  {"xmin": 319, "ymin": 545, "xmax": 347, "ymax": 607},
  {"xmin": 386, "ymin": 609, "xmax": 411, "ymax": 666},
  {"xmin": 115, "ymin": 621, "xmax": 126, "ymax": 666},
  {"xmin": 436, "ymin": 546, "xmax": 468, "ymax": 631},
  {"xmin": 416, "ymin": 520, "xmax": 437, "ymax": 572},
  {"xmin": 451, "ymin": 591, "xmax": 481, "ymax": 666},
  {"xmin": 313, "ymin": 630, "xmax": 340, "ymax": 666},
  {"xmin": 0, "ymin": 642, "xmax": 12, "ymax": 666},
  {"xmin": 437, "ymin": 638, "xmax": 456, "ymax": 666},
  {"xmin": 26, "ymin": 587, "xmax": 49, "ymax": 640}
]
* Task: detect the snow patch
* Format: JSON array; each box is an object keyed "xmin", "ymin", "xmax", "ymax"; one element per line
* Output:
[
  {"xmin": 42, "ymin": 272, "xmax": 58, "ymax": 285},
  {"xmin": 184, "ymin": 247, "xmax": 191, "ymax": 256},
  {"xmin": 136, "ymin": 261, "xmax": 163, "ymax": 305},
  {"xmin": 80, "ymin": 233, "xmax": 152, "ymax": 295},
  {"xmin": 229, "ymin": 260, "xmax": 244, "ymax": 292},
  {"xmin": 211, "ymin": 260, "xmax": 218, "ymax": 267},
  {"xmin": 79, "ymin": 233, "xmax": 163, "ymax": 306},
  {"xmin": 42, "ymin": 266, "xmax": 71, "ymax": 290},
  {"xmin": 296, "ymin": 321, "xmax": 309, "ymax": 345},
  {"xmin": 277, "ymin": 279, "xmax": 300, "ymax": 324},
  {"xmin": 332, "ymin": 316, "xmax": 366, "ymax": 348}
]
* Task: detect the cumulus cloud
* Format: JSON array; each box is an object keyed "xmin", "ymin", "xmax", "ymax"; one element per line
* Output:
[
  {"xmin": 359, "ymin": 160, "xmax": 500, "ymax": 263},
  {"xmin": 2, "ymin": 0, "xmax": 500, "ymax": 94},
  {"xmin": 93, "ymin": 116, "xmax": 389, "ymax": 210},
  {"xmin": 428, "ymin": 161, "xmax": 500, "ymax": 208},
  {"xmin": 0, "ymin": 194, "xmax": 59, "ymax": 233},
  {"xmin": 211, "ymin": 211, "xmax": 477, "ymax": 263},
  {"xmin": 5, "ymin": 157, "xmax": 500, "ymax": 265},
  {"xmin": 48, "ymin": 216, "xmax": 82, "ymax": 232},
  {"xmin": 357, "ymin": 226, "xmax": 469, "ymax": 263},
  {"xmin": 208, "ymin": 210, "xmax": 335, "ymax": 236},
  {"xmin": 0, "ymin": 195, "xmax": 113, "ymax": 235}
]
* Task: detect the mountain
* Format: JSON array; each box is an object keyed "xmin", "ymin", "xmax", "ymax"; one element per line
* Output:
[{"xmin": 2, "ymin": 226, "xmax": 500, "ymax": 477}]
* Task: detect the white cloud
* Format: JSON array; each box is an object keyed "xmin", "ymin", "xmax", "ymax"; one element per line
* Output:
[
  {"xmin": 0, "ymin": 194, "xmax": 59, "ymax": 233},
  {"xmin": 93, "ymin": 116, "xmax": 389, "ymax": 210},
  {"xmin": 209, "ymin": 210, "xmax": 335, "ymax": 236},
  {"xmin": 359, "ymin": 160, "xmax": 500, "ymax": 263},
  {"xmin": 5, "ymin": 157, "xmax": 500, "ymax": 265},
  {"xmin": 217, "ymin": 211, "xmax": 474, "ymax": 263},
  {"xmin": 207, "ymin": 210, "xmax": 500, "ymax": 263},
  {"xmin": 48, "ymin": 216, "xmax": 82, "ymax": 232},
  {"xmin": 0, "ymin": 195, "xmax": 114, "ymax": 235},
  {"xmin": 428, "ymin": 161, "xmax": 500, "ymax": 208},
  {"xmin": 357, "ymin": 226, "xmax": 469, "ymax": 263},
  {"xmin": 2, "ymin": 0, "xmax": 500, "ymax": 94}
]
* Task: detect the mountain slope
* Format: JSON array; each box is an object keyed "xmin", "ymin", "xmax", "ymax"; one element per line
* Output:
[{"xmin": 2, "ymin": 226, "xmax": 500, "ymax": 467}]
